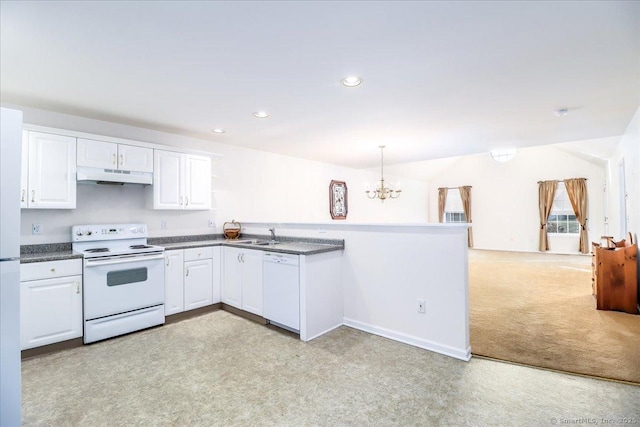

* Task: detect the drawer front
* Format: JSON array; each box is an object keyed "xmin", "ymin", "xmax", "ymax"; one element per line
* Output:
[
  {"xmin": 184, "ymin": 246, "xmax": 213, "ymax": 261},
  {"xmin": 21, "ymin": 259, "xmax": 82, "ymax": 281}
]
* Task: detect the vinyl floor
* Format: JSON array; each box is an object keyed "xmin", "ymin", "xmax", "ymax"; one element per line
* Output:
[{"xmin": 22, "ymin": 310, "xmax": 640, "ymax": 426}]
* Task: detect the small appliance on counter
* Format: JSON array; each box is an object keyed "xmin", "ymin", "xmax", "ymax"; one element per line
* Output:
[{"xmin": 223, "ymin": 220, "xmax": 241, "ymax": 239}]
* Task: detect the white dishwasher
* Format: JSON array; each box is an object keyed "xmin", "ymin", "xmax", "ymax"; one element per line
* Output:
[{"xmin": 263, "ymin": 252, "xmax": 300, "ymax": 333}]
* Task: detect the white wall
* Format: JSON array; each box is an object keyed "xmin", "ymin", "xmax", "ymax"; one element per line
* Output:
[
  {"xmin": 12, "ymin": 105, "xmax": 428, "ymax": 244},
  {"xmin": 607, "ymin": 107, "xmax": 640, "ymax": 242},
  {"xmin": 426, "ymin": 145, "xmax": 607, "ymax": 254}
]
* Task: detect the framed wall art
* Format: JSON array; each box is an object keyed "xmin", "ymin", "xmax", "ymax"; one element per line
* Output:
[{"xmin": 329, "ymin": 180, "xmax": 348, "ymax": 220}]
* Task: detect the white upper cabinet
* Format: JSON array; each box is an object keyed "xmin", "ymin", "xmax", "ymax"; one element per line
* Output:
[
  {"xmin": 153, "ymin": 150, "xmax": 211, "ymax": 210},
  {"xmin": 20, "ymin": 132, "xmax": 28, "ymax": 208},
  {"xmin": 184, "ymin": 154, "xmax": 211, "ymax": 210},
  {"xmin": 77, "ymin": 139, "xmax": 117, "ymax": 169},
  {"xmin": 77, "ymin": 138, "xmax": 153, "ymax": 173},
  {"xmin": 23, "ymin": 131, "xmax": 76, "ymax": 209},
  {"xmin": 153, "ymin": 150, "xmax": 183, "ymax": 209},
  {"xmin": 119, "ymin": 144, "xmax": 153, "ymax": 173}
]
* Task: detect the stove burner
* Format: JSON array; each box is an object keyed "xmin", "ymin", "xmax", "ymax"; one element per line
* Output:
[
  {"xmin": 129, "ymin": 245, "xmax": 154, "ymax": 249},
  {"xmin": 86, "ymin": 248, "xmax": 110, "ymax": 253}
]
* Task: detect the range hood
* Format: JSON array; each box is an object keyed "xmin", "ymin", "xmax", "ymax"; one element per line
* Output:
[{"xmin": 76, "ymin": 166, "xmax": 153, "ymax": 185}]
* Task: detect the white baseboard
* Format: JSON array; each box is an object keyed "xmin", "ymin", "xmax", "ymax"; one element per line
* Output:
[{"xmin": 343, "ymin": 317, "xmax": 471, "ymax": 362}]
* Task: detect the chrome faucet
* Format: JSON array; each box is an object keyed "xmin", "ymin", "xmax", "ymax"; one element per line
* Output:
[{"xmin": 269, "ymin": 227, "xmax": 276, "ymax": 242}]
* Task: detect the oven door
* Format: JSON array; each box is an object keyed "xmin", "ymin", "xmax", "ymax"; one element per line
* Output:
[{"xmin": 84, "ymin": 253, "xmax": 165, "ymax": 320}]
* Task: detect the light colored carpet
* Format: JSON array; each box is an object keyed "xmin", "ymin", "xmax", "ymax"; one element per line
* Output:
[
  {"xmin": 469, "ymin": 249, "xmax": 640, "ymax": 384},
  {"xmin": 22, "ymin": 310, "xmax": 640, "ymax": 426}
]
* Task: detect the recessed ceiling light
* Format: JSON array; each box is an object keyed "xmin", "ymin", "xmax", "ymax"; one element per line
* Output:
[
  {"xmin": 341, "ymin": 76, "xmax": 363, "ymax": 87},
  {"xmin": 253, "ymin": 111, "xmax": 269, "ymax": 119},
  {"xmin": 554, "ymin": 108, "xmax": 569, "ymax": 117},
  {"xmin": 211, "ymin": 128, "xmax": 225, "ymax": 134}
]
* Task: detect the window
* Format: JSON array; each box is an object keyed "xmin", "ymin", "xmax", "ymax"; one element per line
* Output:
[
  {"xmin": 445, "ymin": 188, "xmax": 466, "ymax": 223},
  {"xmin": 548, "ymin": 185, "xmax": 579, "ymax": 234}
]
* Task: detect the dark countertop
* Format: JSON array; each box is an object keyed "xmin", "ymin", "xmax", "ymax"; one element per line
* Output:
[
  {"xmin": 21, "ymin": 234, "xmax": 344, "ymax": 263},
  {"xmin": 20, "ymin": 243, "xmax": 82, "ymax": 264},
  {"xmin": 152, "ymin": 234, "xmax": 344, "ymax": 256}
]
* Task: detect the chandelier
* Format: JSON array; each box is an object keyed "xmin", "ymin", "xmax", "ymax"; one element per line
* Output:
[{"xmin": 366, "ymin": 145, "xmax": 401, "ymax": 202}]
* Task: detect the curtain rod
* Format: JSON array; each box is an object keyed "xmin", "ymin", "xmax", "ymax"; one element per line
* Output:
[
  {"xmin": 438, "ymin": 186, "xmax": 472, "ymax": 190},
  {"xmin": 537, "ymin": 178, "xmax": 588, "ymax": 184}
]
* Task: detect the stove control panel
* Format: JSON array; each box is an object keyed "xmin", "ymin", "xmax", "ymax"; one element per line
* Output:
[{"xmin": 72, "ymin": 224, "xmax": 148, "ymax": 241}]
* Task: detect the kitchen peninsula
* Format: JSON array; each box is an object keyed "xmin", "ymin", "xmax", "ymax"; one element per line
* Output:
[{"xmin": 19, "ymin": 223, "xmax": 469, "ymax": 362}]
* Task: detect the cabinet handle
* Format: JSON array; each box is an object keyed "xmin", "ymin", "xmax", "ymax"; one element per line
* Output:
[
  {"xmin": 185, "ymin": 268, "xmax": 189, "ymax": 277},
  {"xmin": 75, "ymin": 282, "xmax": 80, "ymax": 294},
  {"xmin": 21, "ymin": 189, "xmax": 25, "ymax": 202},
  {"xmin": 112, "ymin": 153, "xmax": 117, "ymax": 165},
  {"xmin": 31, "ymin": 190, "xmax": 35, "ymax": 203},
  {"xmin": 185, "ymin": 197, "xmax": 189, "ymax": 206},
  {"xmin": 179, "ymin": 196, "xmax": 183, "ymax": 206},
  {"xmin": 237, "ymin": 254, "xmax": 241, "ymax": 263},
  {"xmin": 240, "ymin": 253, "xmax": 244, "ymax": 263},
  {"xmin": 166, "ymin": 257, "xmax": 170, "ymax": 267},
  {"xmin": 120, "ymin": 153, "xmax": 124, "ymax": 166},
  {"xmin": 50, "ymin": 268, "xmax": 56, "ymax": 273}
]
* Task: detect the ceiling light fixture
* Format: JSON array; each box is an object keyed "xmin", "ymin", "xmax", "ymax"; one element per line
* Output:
[
  {"xmin": 211, "ymin": 128, "xmax": 225, "ymax": 134},
  {"xmin": 253, "ymin": 111, "xmax": 269, "ymax": 119},
  {"xmin": 341, "ymin": 76, "xmax": 363, "ymax": 87},
  {"xmin": 365, "ymin": 145, "xmax": 401, "ymax": 202},
  {"xmin": 490, "ymin": 148, "xmax": 517, "ymax": 163},
  {"xmin": 554, "ymin": 108, "xmax": 569, "ymax": 117}
]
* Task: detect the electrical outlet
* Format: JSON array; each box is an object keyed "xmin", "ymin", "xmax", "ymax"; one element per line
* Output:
[
  {"xmin": 32, "ymin": 223, "xmax": 42, "ymax": 235},
  {"xmin": 208, "ymin": 219, "xmax": 216, "ymax": 228},
  {"xmin": 161, "ymin": 220, "xmax": 168, "ymax": 230},
  {"xmin": 417, "ymin": 299, "xmax": 426, "ymax": 314}
]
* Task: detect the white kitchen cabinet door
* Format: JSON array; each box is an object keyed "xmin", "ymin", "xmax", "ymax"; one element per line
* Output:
[
  {"xmin": 77, "ymin": 138, "xmax": 118, "ymax": 169},
  {"xmin": 211, "ymin": 246, "xmax": 222, "ymax": 304},
  {"xmin": 241, "ymin": 249, "xmax": 263, "ymax": 316},
  {"xmin": 164, "ymin": 250, "xmax": 185, "ymax": 316},
  {"xmin": 222, "ymin": 247, "xmax": 242, "ymax": 309},
  {"xmin": 27, "ymin": 132, "xmax": 76, "ymax": 209},
  {"xmin": 153, "ymin": 150, "xmax": 184, "ymax": 209},
  {"xmin": 20, "ymin": 131, "xmax": 28, "ymax": 208},
  {"xmin": 184, "ymin": 258, "xmax": 213, "ymax": 311},
  {"xmin": 20, "ymin": 275, "xmax": 83, "ymax": 350},
  {"xmin": 184, "ymin": 154, "xmax": 211, "ymax": 210},
  {"xmin": 153, "ymin": 150, "xmax": 211, "ymax": 210},
  {"xmin": 118, "ymin": 144, "xmax": 153, "ymax": 173}
]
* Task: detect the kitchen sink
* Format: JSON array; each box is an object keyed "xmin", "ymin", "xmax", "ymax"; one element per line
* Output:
[{"xmin": 254, "ymin": 241, "xmax": 280, "ymax": 246}]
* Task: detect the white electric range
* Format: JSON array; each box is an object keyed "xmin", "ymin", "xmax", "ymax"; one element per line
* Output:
[{"xmin": 72, "ymin": 223, "xmax": 165, "ymax": 344}]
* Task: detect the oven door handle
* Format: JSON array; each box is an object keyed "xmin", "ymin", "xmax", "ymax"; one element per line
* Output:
[{"xmin": 85, "ymin": 253, "xmax": 165, "ymax": 267}]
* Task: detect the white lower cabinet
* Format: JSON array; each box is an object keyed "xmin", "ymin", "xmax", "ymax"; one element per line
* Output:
[
  {"xmin": 164, "ymin": 250, "xmax": 185, "ymax": 315},
  {"xmin": 222, "ymin": 247, "xmax": 263, "ymax": 316},
  {"xmin": 20, "ymin": 259, "xmax": 83, "ymax": 350},
  {"xmin": 184, "ymin": 258, "xmax": 213, "ymax": 310},
  {"xmin": 164, "ymin": 246, "xmax": 221, "ymax": 315}
]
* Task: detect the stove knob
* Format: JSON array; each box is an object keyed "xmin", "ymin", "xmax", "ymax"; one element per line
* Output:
[
  {"xmin": 132, "ymin": 229, "xmax": 138, "ymax": 234},
  {"xmin": 76, "ymin": 231, "xmax": 84, "ymax": 236},
  {"xmin": 87, "ymin": 231, "xmax": 92, "ymax": 236}
]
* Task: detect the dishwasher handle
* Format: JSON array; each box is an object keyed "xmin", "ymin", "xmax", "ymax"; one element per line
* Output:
[{"xmin": 263, "ymin": 253, "xmax": 299, "ymax": 265}]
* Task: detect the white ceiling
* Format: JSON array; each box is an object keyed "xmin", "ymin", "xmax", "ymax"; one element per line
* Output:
[{"xmin": 1, "ymin": 1, "xmax": 638, "ymax": 169}]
